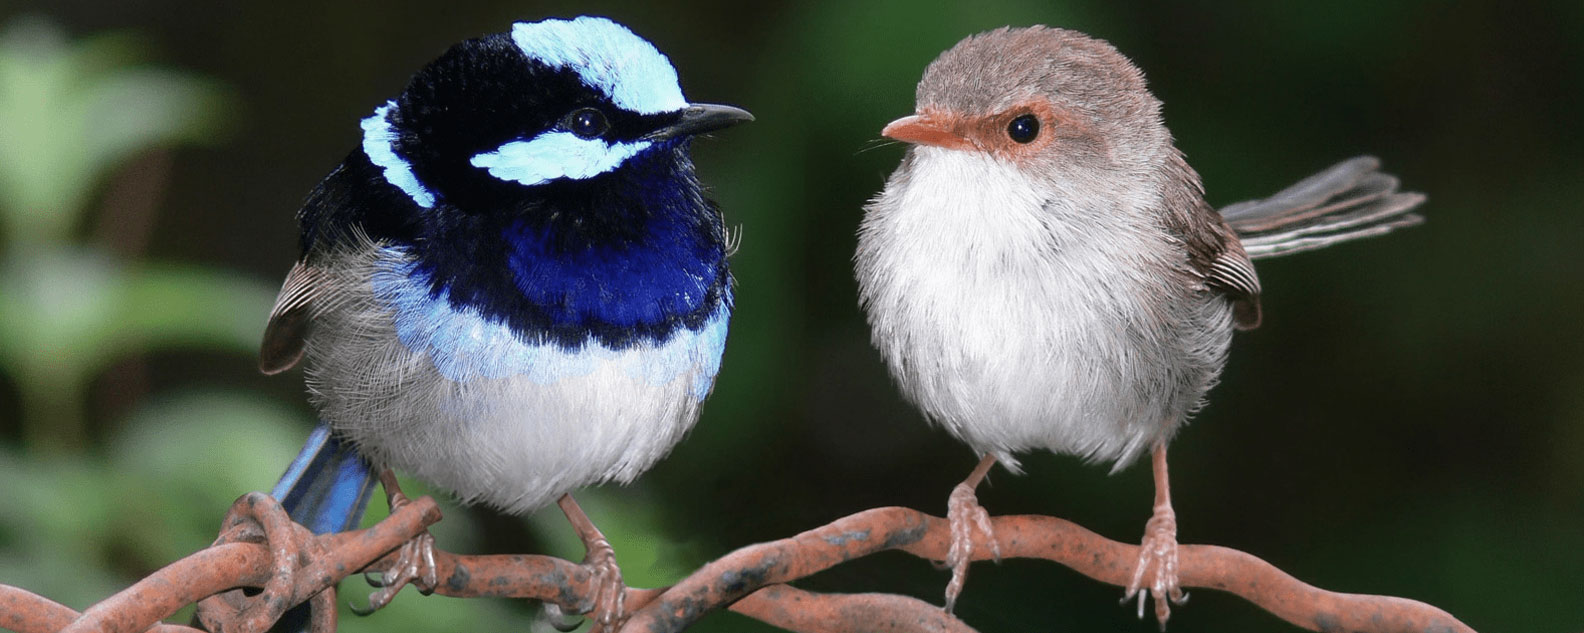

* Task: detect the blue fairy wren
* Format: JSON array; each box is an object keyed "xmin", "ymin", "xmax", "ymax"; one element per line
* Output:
[
  {"xmin": 854, "ymin": 26, "xmax": 1423, "ymax": 626},
  {"xmin": 259, "ymin": 16, "xmax": 751, "ymax": 626}
]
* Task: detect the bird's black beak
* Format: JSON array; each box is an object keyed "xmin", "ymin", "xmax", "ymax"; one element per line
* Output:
[{"xmin": 643, "ymin": 103, "xmax": 754, "ymax": 141}]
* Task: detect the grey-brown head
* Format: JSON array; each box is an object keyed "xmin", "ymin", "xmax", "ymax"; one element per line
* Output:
[{"xmin": 884, "ymin": 26, "xmax": 1174, "ymax": 187}]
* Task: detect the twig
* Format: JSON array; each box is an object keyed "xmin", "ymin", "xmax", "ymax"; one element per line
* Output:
[
  {"xmin": 728, "ymin": 585, "xmax": 975, "ymax": 633},
  {"xmin": 619, "ymin": 507, "xmax": 1474, "ymax": 633},
  {"xmin": 0, "ymin": 502, "xmax": 1475, "ymax": 633},
  {"xmin": 26, "ymin": 493, "xmax": 440, "ymax": 633}
]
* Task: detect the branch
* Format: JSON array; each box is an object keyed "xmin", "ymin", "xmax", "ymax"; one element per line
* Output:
[
  {"xmin": 1, "ymin": 492, "xmax": 441, "ymax": 633},
  {"xmin": 726, "ymin": 585, "xmax": 974, "ymax": 633},
  {"xmin": 373, "ymin": 545, "xmax": 967, "ymax": 632},
  {"xmin": 618, "ymin": 507, "xmax": 1475, "ymax": 633},
  {"xmin": 0, "ymin": 500, "xmax": 1475, "ymax": 633},
  {"xmin": 0, "ymin": 586, "xmax": 197, "ymax": 633}
]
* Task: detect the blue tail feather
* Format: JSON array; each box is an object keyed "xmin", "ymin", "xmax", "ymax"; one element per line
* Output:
[
  {"xmin": 272, "ymin": 424, "xmax": 378, "ymax": 534},
  {"xmin": 269, "ymin": 424, "xmax": 378, "ymax": 632}
]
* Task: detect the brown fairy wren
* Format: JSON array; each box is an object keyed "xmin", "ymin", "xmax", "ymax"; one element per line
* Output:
[{"xmin": 855, "ymin": 25, "xmax": 1423, "ymax": 626}]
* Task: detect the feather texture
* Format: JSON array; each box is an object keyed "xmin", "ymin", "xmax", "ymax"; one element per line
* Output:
[
  {"xmin": 858, "ymin": 27, "xmax": 1423, "ymax": 474},
  {"xmin": 271, "ymin": 423, "xmax": 377, "ymax": 534},
  {"xmin": 264, "ymin": 16, "xmax": 740, "ymax": 519},
  {"xmin": 1221, "ymin": 156, "xmax": 1426, "ymax": 259},
  {"xmin": 857, "ymin": 148, "xmax": 1234, "ymax": 471},
  {"xmin": 300, "ymin": 233, "xmax": 728, "ymax": 514}
]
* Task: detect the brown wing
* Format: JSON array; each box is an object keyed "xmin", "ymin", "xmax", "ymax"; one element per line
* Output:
[
  {"xmin": 1204, "ymin": 238, "xmax": 1262, "ymax": 329},
  {"xmin": 1158, "ymin": 151, "xmax": 1263, "ymax": 330},
  {"xmin": 259, "ymin": 261, "xmax": 328, "ymax": 374}
]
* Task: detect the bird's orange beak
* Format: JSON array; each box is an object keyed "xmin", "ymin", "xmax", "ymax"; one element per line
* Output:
[{"xmin": 881, "ymin": 113, "xmax": 974, "ymax": 151}]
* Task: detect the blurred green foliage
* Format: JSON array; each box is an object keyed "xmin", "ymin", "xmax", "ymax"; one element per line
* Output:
[
  {"xmin": 0, "ymin": 16, "xmax": 263, "ymax": 448},
  {"xmin": 0, "ymin": 2, "xmax": 1581, "ymax": 633},
  {"xmin": 0, "ymin": 18, "xmax": 224, "ymax": 245},
  {"xmin": 0, "ymin": 11, "xmax": 296, "ymax": 612}
]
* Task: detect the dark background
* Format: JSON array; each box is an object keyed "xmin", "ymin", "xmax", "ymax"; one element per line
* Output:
[{"xmin": 1, "ymin": 1, "xmax": 1580, "ymax": 631}]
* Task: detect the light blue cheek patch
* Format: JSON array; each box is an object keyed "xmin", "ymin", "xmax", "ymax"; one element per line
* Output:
[
  {"xmin": 361, "ymin": 102, "xmax": 437, "ymax": 208},
  {"xmin": 470, "ymin": 132, "xmax": 652, "ymax": 187},
  {"xmin": 511, "ymin": 17, "xmax": 687, "ymax": 116}
]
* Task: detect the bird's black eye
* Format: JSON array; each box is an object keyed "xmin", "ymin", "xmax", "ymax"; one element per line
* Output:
[
  {"xmin": 566, "ymin": 108, "xmax": 610, "ymax": 139},
  {"xmin": 1007, "ymin": 114, "xmax": 1040, "ymax": 144}
]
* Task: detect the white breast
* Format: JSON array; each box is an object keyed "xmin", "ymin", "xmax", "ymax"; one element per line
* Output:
[
  {"xmin": 855, "ymin": 148, "xmax": 1233, "ymax": 471},
  {"xmin": 303, "ymin": 245, "xmax": 726, "ymax": 514}
]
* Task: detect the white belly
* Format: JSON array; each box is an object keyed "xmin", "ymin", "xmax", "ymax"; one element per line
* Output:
[
  {"xmin": 856, "ymin": 148, "xmax": 1233, "ymax": 470},
  {"xmin": 303, "ymin": 246, "xmax": 726, "ymax": 514}
]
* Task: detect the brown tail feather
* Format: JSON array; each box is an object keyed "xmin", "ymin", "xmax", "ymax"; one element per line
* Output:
[{"xmin": 1220, "ymin": 156, "xmax": 1426, "ymax": 260}]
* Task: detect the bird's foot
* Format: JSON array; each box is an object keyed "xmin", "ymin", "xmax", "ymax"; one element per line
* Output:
[
  {"xmin": 583, "ymin": 536, "xmax": 627, "ymax": 630},
  {"xmin": 547, "ymin": 494, "xmax": 627, "ymax": 630},
  {"xmin": 943, "ymin": 479, "xmax": 1000, "ymax": 612},
  {"xmin": 354, "ymin": 487, "xmax": 438, "ymax": 615},
  {"xmin": 1122, "ymin": 503, "xmax": 1187, "ymax": 629},
  {"xmin": 543, "ymin": 535, "xmax": 626, "ymax": 631}
]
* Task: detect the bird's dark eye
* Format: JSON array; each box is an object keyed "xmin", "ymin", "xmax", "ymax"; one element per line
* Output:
[
  {"xmin": 1007, "ymin": 114, "xmax": 1040, "ymax": 143},
  {"xmin": 566, "ymin": 108, "xmax": 610, "ymax": 139}
]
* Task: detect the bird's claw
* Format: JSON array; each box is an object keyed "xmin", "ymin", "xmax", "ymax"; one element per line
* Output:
[
  {"xmin": 353, "ymin": 531, "xmax": 437, "ymax": 615},
  {"xmin": 351, "ymin": 473, "xmax": 440, "ymax": 615},
  {"xmin": 943, "ymin": 480, "xmax": 1000, "ymax": 612},
  {"xmin": 583, "ymin": 536, "xmax": 627, "ymax": 630},
  {"xmin": 541, "ymin": 603, "xmax": 584, "ymax": 631},
  {"xmin": 541, "ymin": 536, "xmax": 626, "ymax": 631},
  {"xmin": 1122, "ymin": 504, "xmax": 1187, "ymax": 629}
]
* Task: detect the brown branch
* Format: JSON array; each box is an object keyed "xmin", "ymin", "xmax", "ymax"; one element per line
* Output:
[
  {"xmin": 0, "ymin": 492, "xmax": 442, "ymax": 633},
  {"xmin": 618, "ymin": 507, "xmax": 1475, "ymax": 633},
  {"xmin": 397, "ymin": 550, "xmax": 966, "ymax": 633},
  {"xmin": 0, "ymin": 500, "xmax": 1475, "ymax": 633},
  {"xmin": 728, "ymin": 585, "xmax": 975, "ymax": 633},
  {"xmin": 0, "ymin": 585, "xmax": 197, "ymax": 633}
]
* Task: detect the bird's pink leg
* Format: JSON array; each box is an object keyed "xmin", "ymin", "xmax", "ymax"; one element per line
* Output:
[
  {"xmin": 944, "ymin": 453, "xmax": 1001, "ymax": 612},
  {"xmin": 555, "ymin": 493, "xmax": 626, "ymax": 629},
  {"xmin": 1124, "ymin": 443, "xmax": 1188, "ymax": 628},
  {"xmin": 357, "ymin": 469, "xmax": 438, "ymax": 614}
]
